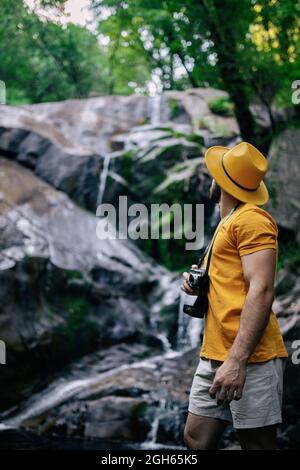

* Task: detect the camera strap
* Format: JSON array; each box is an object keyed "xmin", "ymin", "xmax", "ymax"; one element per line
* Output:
[{"xmin": 198, "ymin": 202, "xmax": 240, "ymax": 272}]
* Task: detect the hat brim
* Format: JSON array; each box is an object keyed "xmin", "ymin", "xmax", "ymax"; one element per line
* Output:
[{"xmin": 205, "ymin": 146, "xmax": 269, "ymax": 205}]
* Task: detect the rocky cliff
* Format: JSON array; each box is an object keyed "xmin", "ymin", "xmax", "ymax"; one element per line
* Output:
[{"xmin": 0, "ymin": 89, "xmax": 299, "ymax": 449}]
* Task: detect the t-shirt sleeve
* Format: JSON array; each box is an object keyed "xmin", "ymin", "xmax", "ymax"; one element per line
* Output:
[{"xmin": 231, "ymin": 209, "xmax": 278, "ymax": 257}]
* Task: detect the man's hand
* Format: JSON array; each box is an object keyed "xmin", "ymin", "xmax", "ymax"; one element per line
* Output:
[
  {"xmin": 180, "ymin": 264, "xmax": 199, "ymax": 295},
  {"xmin": 209, "ymin": 357, "xmax": 246, "ymax": 404}
]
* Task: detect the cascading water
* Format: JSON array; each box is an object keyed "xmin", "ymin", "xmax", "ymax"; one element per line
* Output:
[
  {"xmin": 176, "ymin": 292, "xmax": 203, "ymax": 351},
  {"xmin": 1, "ymin": 348, "xmax": 183, "ymax": 430},
  {"xmin": 96, "ymin": 148, "xmax": 127, "ymax": 206},
  {"xmin": 150, "ymin": 95, "xmax": 161, "ymax": 126},
  {"xmin": 0, "ymin": 91, "xmax": 204, "ymax": 449},
  {"xmin": 142, "ymin": 396, "xmax": 167, "ymax": 449},
  {"xmin": 97, "ymin": 153, "xmax": 112, "ymax": 206},
  {"xmin": 0, "ymin": 277, "xmax": 201, "ymax": 448},
  {"xmin": 120, "ymin": 94, "xmax": 163, "ymax": 151}
]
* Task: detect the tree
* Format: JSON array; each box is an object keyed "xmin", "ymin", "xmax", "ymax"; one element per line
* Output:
[
  {"xmin": 91, "ymin": 0, "xmax": 300, "ymax": 143},
  {"xmin": 91, "ymin": 0, "xmax": 256, "ymax": 139},
  {"xmin": 0, "ymin": 0, "xmax": 151, "ymax": 103}
]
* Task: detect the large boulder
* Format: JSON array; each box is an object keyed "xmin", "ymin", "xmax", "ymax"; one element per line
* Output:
[
  {"xmin": 2, "ymin": 346, "xmax": 199, "ymax": 448},
  {"xmin": 0, "ymin": 157, "xmax": 179, "ymax": 408},
  {"xmin": 273, "ymin": 275, "xmax": 300, "ymax": 446},
  {"xmin": 0, "ymin": 95, "xmax": 151, "ymax": 155},
  {"xmin": 0, "ymin": 95, "xmax": 151, "ymax": 212},
  {"xmin": 267, "ymin": 129, "xmax": 300, "ymax": 443},
  {"xmin": 266, "ymin": 128, "xmax": 300, "ymax": 243},
  {"xmin": 0, "ymin": 108, "xmax": 102, "ymax": 212},
  {"xmin": 0, "ymin": 90, "xmax": 240, "ymax": 215},
  {"xmin": 169, "ymin": 88, "xmax": 239, "ymax": 138}
]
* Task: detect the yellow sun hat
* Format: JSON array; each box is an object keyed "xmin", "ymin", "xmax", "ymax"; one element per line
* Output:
[{"xmin": 204, "ymin": 141, "xmax": 269, "ymax": 205}]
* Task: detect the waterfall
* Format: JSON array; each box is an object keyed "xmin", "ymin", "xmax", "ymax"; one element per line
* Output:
[
  {"xmin": 97, "ymin": 153, "xmax": 112, "ymax": 206},
  {"xmin": 1, "ymin": 348, "xmax": 183, "ymax": 429},
  {"xmin": 150, "ymin": 95, "xmax": 161, "ymax": 126},
  {"xmin": 0, "ymin": 276, "xmax": 199, "ymax": 448},
  {"xmin": 142, "ymin": 397, "xmax": 167, "ymax": 449},
  {"xmin": 149, "ymin": 274, "xmax": 178, "ymax": 353},
  {"xmin": 141, "ymin": 395, "xmax": 185, "ymax": 450},
  {"xmin": 176, "ymin": 292, "xmax": 203, "ymax": 351}
]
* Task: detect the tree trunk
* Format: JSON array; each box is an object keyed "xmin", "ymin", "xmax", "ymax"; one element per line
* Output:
[
  {"xmin": 196, "ymin": 0, "xmax": 257, "ymax": 143},
  {"xmin": 210, "ymin": 42, "xmax": 256, "ymax": 143},
  {"xmin": 225, "ymin": 79, "xmax": 257, "ymax": 143}
]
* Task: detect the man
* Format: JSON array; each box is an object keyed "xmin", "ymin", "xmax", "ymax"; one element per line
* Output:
[{"xmin": 181, "ymin": 142, "xmax": 288, "ymax": 450}]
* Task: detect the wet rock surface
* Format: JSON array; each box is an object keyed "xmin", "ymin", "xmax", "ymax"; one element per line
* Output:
[
  {"xmin": 1, "ymin": 346, "xmax": 199, "ymax": 448},
  {"xmin": 0, "ymin": 157, "xmax": 179, "ymax": 409},
  {"xmin": 266, "ymin": 128, "xmax": 300, "ymax": 243},
  {"xmin": 0, "ymin": 89, "xmax": 239, "ymax": 214},
  {"xmin": 0, "ymin": 90, "xmax": 299, "ymax": 449}
]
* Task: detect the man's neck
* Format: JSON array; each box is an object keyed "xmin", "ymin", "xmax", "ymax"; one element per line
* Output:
[{"xmin": 219, "ymin": 190, "xmax": 241, "ymax": 219}]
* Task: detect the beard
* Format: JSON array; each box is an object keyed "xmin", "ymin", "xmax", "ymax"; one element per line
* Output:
[{"xmin": 209, "ymin": 179, "xmax": 221, "ymax": 203}]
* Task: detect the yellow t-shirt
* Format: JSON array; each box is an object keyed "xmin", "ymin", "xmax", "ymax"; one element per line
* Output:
[{"xmin": 200, "ymin": 202, "xmax": 288, "ymax": 363}]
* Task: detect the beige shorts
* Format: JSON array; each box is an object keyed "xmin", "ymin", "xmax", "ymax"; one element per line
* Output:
[{"xmin": 188, "ymin": 357, "xmax": 286, "ymax": 429}]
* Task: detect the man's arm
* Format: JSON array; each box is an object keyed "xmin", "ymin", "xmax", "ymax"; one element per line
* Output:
[{"xmin": 209, "ymin": 248, "xmax": 276, "ymax": 403}]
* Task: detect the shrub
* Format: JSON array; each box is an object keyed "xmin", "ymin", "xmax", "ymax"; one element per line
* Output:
[{"xmin": 208, "ymin": 96, "xmax": 234, "ymax": 117}]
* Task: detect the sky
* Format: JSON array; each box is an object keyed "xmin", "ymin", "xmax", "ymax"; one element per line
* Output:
[
  {"xmin": 24, "ymin": 0, "xmax": 95, "ymax": 27},
  {"xmin": 60, "ymin": 0, "xmax": 94, "ymax": 25}
]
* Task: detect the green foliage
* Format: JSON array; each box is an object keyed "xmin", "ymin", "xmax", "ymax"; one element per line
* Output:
[
  {"xmin": 54, "ymin": 294, "xmax": 92, "ymax": 349},
  {"xmin": 0, "ymin": 0, "xmax": 151, "ymax": 103},
  {"xmin": 208, "ymin": 96, "xmax": 234, "ymax": 117},
  {"xmin": 66, "ymin": 296, "xmax": 90, "ymax": 325},
  {"xmin": 0, "ymin": 0, "xmax": 102, "ymax": 103},
  {"xmin": 131, "ymin": 401, "xmax": 148, "ymax": 418},
  {"xmin": 115, "ymin": 125, "xmax": 205, "ymax": 271},
  {"xmin": 92, "ymin": 0, "xmax": 220, "ymax": 91},
  {"xmin": 168, "ymin": 98, "xmax": 183, "ymax": 120},
  {"xmin": 2, "ymin": 0, "xmax": 299, "ymax": 125},
  {"xmin": 65, "ymin": 269, "xmax": 83, "ymax": 280},
  {"xmin": 91, "ymin": 0, "xmax": 300, "ymax": 142}
]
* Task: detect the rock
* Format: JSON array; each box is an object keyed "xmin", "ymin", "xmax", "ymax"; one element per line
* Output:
[
  {"xmin": 156, "ymin": 403, "xmax": 187, "ymax": 445},
  {"xmin": 0, "ymin": 124, "xmax": 102, "ymax": 212},
  {"xmin": 0, "ymin": 89, "xmax": 240, "ymax": 215},
  {"xmin": 84, "ymin": 397, "xmax": 150, "ymax": 441},
  {"xmin": 26, "ymin": 396, "xmax": 152, "ymax": 442},
  {"xmin": 3, "ymin": 347, "xmax": 199, "ymax": 447},
  {"xmin": 0, "ymin": 428, "xmax": 138, "ymax": 450},
  {"xmin": 167, "ymin": 88, "xmax": 239, "ymax": 137},
  {"xmin": 0, "ymin": 94, "xmax": 152, "ymax": 212},
  {"xmin": 272, "ymin": 275, "xmax": 300, "ymax": 444},
  {"xmin": 2, "ymin": 89, "xmax": 300, "ymax": 449},
  {"xmin": 0, "ymin": 157, "xmax": 178, "ymax": 408},
  {"xmin": 0, "ymin": 96, "xmax": 151, "ymax": 155},
  {"xmin": 250, "ymin": 104, "xmax": 297, "ymax": 130},
  {"xmin": 275, "ymin": 269, "xmax": 297, "ymax": 297},
  {"xmin": 286, "ymin": 422, "xmax": 300, "ymax": 449},
  {"xmin": 266, "ymin": 128, "xmax": 300, "ymax": 243}
]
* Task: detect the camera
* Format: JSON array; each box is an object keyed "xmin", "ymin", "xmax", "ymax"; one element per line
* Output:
[
  {"xmin": 183, "ymin": 266, "xmax": 209, "ymax": 318},
  {"xmin": 188, "ymin": 267, "xmax": 206, "ymax": 289}
]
